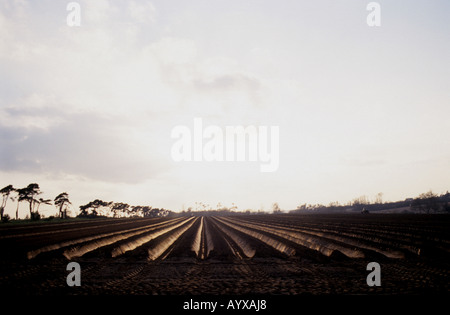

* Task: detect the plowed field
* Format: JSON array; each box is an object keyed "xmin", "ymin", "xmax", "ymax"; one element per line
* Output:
[{"xmin": 0, "ymin": 214, "xmax": 449, "ymax": 295}]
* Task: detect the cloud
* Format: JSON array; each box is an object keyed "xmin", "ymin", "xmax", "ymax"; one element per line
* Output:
[
  {"xmin": 127, "ymin": 0, "xmax": 156, "ymax": 24},
  {"xmin": 83, "ymin": 0, "xmax": 119, "ymax": 25},
  {"xmin": 0, "ymin": 107, "xmax": 169, "ymax": 183},
  {"xmin": 0, "ymin": 0, "xmax": 279, "ymax": 188},
  {"xmin": 193, "ymin": 72, "xmax": 261, "ymax": 92},
  {"xmin": 1, "ymin": 0, "xmax": 449, "ymax": 213}
]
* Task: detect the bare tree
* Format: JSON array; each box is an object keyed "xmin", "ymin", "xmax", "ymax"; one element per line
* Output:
[
  {"xmin": 375, "ymin": 192, "xmax": 383, "ymax": 204},
  {"xmin": 272, "ymin": 202, "xmax": 281, "ymax": 214},
  {"xmin": 352, "ymin": 195, "xmax": 370, "ymax": 211}
]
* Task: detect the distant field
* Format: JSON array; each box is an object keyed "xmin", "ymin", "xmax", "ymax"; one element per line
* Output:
[{"xmin": 0, "ymin": 214, "xmax": 449, "ymax": 295}]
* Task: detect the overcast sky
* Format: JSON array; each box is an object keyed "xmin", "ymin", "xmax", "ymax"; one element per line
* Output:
[{"xmin": 1, "ymin": 0, "xmax": 449, "ymax": 217}]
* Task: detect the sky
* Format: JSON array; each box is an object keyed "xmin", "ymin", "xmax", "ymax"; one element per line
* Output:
[{"xmin": 1, "ymin": 0, "xmax": 449, "ymax": 217}]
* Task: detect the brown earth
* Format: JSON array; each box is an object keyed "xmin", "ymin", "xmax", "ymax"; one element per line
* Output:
[{"xmin": 0, "ymin": 214, "xmax": 449, "ymax": 295}]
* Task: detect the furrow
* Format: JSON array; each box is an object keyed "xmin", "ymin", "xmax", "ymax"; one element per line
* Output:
[
  {"xmin": 203, "ymin": 217, "xmax": 215, "ymax": 258},
  {"xmin": 191, "ymin": 217, "xmax": 204, "ymax": 259},
  {"xmin": 63, "ymin": 218, "xmax": 185, "ymax": 259},
  {"xmin": 211, "ymin": 217, "xmax": 256, "ymax": 258},
  {"xmin": 111, "ymin": 217, "xmax": 195, "ymax": 258},
  {"xmin": 222, "ymin": 217, "xmax": 364, "ymax": 258},
  {"xmin": 147, "ymin": 217, "xmax": 197, "ymax": 261},
  {"xmin": 245, "ymin": 218, "xmax": 403, "ymax": 259},
  {"xmin": 2, "ymin": 218, "xmax": 153, "ymax": 240},
  {"xmin": 215, "ymin": 217, "xmax": 296, "ymax": 257},
  {"xmin": 27, "ymin": 217, "xmax": 183, "ymax": 259}
]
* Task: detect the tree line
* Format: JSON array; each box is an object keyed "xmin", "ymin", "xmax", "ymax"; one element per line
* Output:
[
  {"xmin": 2, "ymin": 183, "xmax": 449, "ymax": 223},
  {"xmin": 78, "ymin": 199, "xmax": 173, "ymax": 218},
  {"xmin": 0, "ymin": 183, "xmax": 174, "ymax": 222},
  {"xmin": 0, "ymin": 183, "xmax": 71, "ymax": 222},
  {"xmin": 290, "ymin": 190, "xmax": 450, "ymax": 214}
]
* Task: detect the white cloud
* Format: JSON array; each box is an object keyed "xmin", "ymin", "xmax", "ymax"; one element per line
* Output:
[
  {"xmin": 151, "ymin": 36, "xmax": 197, "ymax": 65},
  {"xmin": 1, "ymin": 0, "xmax": 449, "ymax": 212},
  {"xmin": 128, "ymin": 0, "xmax": 156, "ymax": 24},
  {"xmin": 83, "ymin": 0, "xmax": 118, "ymax": 24}
]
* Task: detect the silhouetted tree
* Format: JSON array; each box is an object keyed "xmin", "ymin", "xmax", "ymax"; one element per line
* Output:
[
  {"xmin": 79, "ymin": 204, "xmax": 89, "ymax": 217},
  {"xmin": 79, "ymin": 199, "xmax": 110, "ymax": 217},
  {"xmin": 352, "ymin": 195, "xmax": 370, "ymax": 211},
  {"xmin": 411, "ymin": 191, "xmax": 439, "ymax": 214},
  {"xmin": 375, "ymin": 192, "xmax": 383, "ymax": 204},
  {"xmin": 272, "ymin": 202, "xmax": 281, "ymax": 214},
  {"xmin": 16, "ymin": 184, "xmax": 42, "ymax": 219},
  {"xmin": 110, "ymin": 202, "xmax": 130, "ymax": 218},
  {"xmin": 13, "ymin": 189, "xmax": 23, "ymax": 220},
  {"xmin": 23, "ymin": 183, "xmax": 41, "ymax": 217},
  {"xmin": 55, "ymin": 192, "xmax": 71, "ymax": 218},
  {"xmin": 130, "ymin": 205, "xmax": 143, "ymax": 217},
  {"xmin": 0, "ymin": 185, "xmax": 14, "ymax": 221},
  {"xmin": 142, "ymin": 206, "xmax": 153, "ymax": 217}
]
